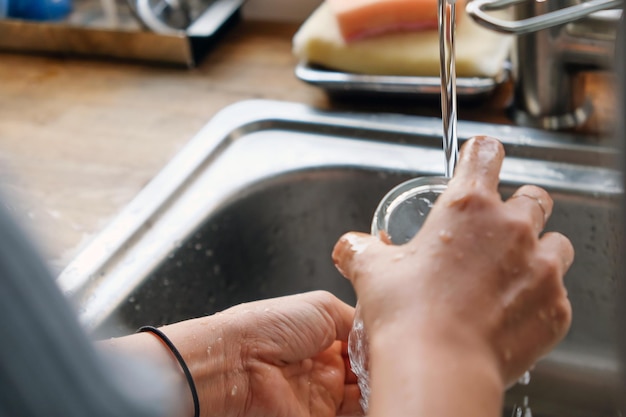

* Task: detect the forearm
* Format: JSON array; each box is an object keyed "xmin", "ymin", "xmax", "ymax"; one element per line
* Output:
[
  {"xmin": 99, "ymin": 315, "xmax": 247, "ymax": 417},
  {"xmin": 99, "ymin": 333, "xmax": 193, "ymax": 417},
  {"xmin": 368, "ymin": 323, "xmax": 504, "ymax": 417}
]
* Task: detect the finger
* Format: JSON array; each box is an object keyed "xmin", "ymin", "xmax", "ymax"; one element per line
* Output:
[
  {"xmin": 256, "ymin": 293, "xmax": 355, "ymax": 362},
  {"xmin": 308, "ymin": 291, "xmax": 356, "ymax": 344},
  {"xmin": 537, "ymin": 232, "xmax": 575, "ymax": 280},
  {"xmin": 332, "ymin": 232, "xmax": 387, "ymax": 289},
  {"xmin": 338, "ymin": 384, "xmax": 364, "ymax": 416},
  {"xmin": 517, "ymin": 293, "xmax": 572, "ymax": 378},
  {"xmin": 505, "ymin": 185, "xmax": 554, "ymax": 234},
  {"xmin": 449, "ymin": 136, "xmax": 505, "ymax": 193},
  {"xmin": 501, "ymin": 294, "xmax": 571, "ymax": 386}
]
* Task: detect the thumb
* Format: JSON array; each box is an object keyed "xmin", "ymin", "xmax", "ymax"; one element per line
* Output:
[{"xmin": 332, "ymin": 231, "xmax": 386, "ymax": 291}]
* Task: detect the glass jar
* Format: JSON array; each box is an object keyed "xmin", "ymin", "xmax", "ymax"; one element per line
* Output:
[{"xmin": 349, "ymin": 176, "xmax": 448, "ymax": 412}]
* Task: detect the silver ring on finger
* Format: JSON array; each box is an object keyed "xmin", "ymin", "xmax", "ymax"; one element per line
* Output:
[{"xmin": 510, "ymin": 193, "xmax": 547, "ymax": 222}]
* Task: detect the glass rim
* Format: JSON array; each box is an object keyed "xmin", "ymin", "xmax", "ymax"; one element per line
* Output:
[{"xmin": 371, "ymin": 176, "xmax": 449, "ymax": 238}]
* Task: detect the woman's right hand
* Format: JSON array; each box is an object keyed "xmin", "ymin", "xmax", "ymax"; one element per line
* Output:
[{"xmin": 332, "ymin": 136, "xmax": 574, "ymax": 415}]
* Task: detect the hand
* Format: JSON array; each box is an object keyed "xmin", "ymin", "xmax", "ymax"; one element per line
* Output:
[
  {"xmin": 214, "ymin": 291, "xmax": 361, "ymax": 417},
  {"xmin": 102, "ymin": 291, "xmax": 361, "ymax": 417},
  {"xmin": 331, "ymin": 136, "xmax": 574, "ymax": 416}
]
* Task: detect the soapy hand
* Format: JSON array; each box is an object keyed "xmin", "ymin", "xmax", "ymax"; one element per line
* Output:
[{"xmin": 332, "ymin": 136, "xmax": 573, "ymax": 414}]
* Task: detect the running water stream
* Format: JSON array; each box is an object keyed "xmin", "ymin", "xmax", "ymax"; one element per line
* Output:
[
  {"xmin": 438, "ymin": 0, "xmax": 459, "ymax": 177},
  {"xmin": 438, "ymin": 1, "xmax": 533, "ymax": 410},
  {"xmin": 347, "ymin": 1, "xmax": 461, "ymax": 413}
]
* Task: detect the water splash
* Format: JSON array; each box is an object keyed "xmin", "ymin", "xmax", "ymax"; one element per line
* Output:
[
  {"xmin": 348, "ymin": 305, "xmax": 371, "ymax": 412},
  {"xmin": 512, "ymin": 396, "xmax": 532, "ymax": 417},
  {"xmin": 518, "ymin": 370, "xmax": 531, "ymax": 385}
]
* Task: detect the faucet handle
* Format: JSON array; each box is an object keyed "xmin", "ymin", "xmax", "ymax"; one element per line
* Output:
[{"xmin": 466, "ymin": 0, "xmax": 623, "ymax": 34}]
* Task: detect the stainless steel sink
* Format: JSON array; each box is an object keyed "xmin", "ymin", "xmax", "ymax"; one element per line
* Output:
[{"xmin": 57, "ymin": 99, "xmax": 622, "ymax": 417}]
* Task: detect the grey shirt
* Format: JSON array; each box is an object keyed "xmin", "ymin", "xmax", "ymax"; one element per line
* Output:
[{"xmin": 0, "ymin": 200, "xmax": 172, "ymax": 417}]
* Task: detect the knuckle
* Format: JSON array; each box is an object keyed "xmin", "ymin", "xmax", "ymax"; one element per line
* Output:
[
  {"xmin": 553, "ymin": 297, "xmax": 572, "ymax": 323},
  {"xmin": 310, "ymin": 289, "xmax": 335, "ymax": 303},
  {"xmin": 471, "ymin": 188, "xmax": 494, "ymax": 204},
  {"xmin": 461, "ymin": 188, "xmax": 496, "ymax": 210},
  {"xmin": 539, "ymin": 255, "xmax": 562, "ymax": 280},
  {"xmin": 445, "ymin": 185, "xmax": 501, "ymax": 214},
  {"xmin": 533, "ymin": 258, "xmax": 566, "ymax": 295},
  {"xmin": 506, "ymin": 216, "xmax": 535, "ymax": 242},
  {"xmin": 548, "ymin": 297, "xmax": 572, "ymax": 337}
]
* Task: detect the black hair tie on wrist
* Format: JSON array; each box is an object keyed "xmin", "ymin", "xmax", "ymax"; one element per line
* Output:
[{"xmin": 138, "ymin": 326, "xmax": 200, "ymax": 417}]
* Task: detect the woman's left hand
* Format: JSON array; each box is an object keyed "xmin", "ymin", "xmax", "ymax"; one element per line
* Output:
[
  {"xmin": 101, "ymin": 291, "xmax": 361, "ymax": 417},
  {"xmin": 221, "ymin": 291, "xmax": 360, "ymax": 417}
]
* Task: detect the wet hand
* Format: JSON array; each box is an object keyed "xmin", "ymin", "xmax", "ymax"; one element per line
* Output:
[
  {"xmin": 224, "ymin": 291, "xmax": 360, "ymax": 417},
  {"xmin": 332, "ymin": 136, "xmax": 574, "ymax": 388},
  {"xmin": 155, "ymin": 291, "xmax": 361, "ymax": 417}
]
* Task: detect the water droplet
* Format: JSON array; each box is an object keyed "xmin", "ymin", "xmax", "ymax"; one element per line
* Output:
[
  {"xmin": 392, "ymin": 252, "xmax": 405, "ymax": 261},
  {"xmin": 349, "ymin": 305, "xmax": 371, "ymax": 413},
  {"xmin": 518, "ymin": 371, "xmax": 531, "ymax": 385},
  {"xmin": 438, "ymin": 229, "xmax": 453, "ymax": 243}
]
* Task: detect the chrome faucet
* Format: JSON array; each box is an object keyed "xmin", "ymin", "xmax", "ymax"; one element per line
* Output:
[{"xmin": 467, "ymin": 0, "xmax": 623, "ymax": 130}]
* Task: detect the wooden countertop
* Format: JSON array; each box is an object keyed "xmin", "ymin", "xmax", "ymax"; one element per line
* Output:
[{"xmin": 0, "ymin": 19, "xmax": 616, "ymax": 275}]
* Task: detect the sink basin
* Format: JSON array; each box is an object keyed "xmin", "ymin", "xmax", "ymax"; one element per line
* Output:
[{"xmin": 58, "ymin": 99, "xmax": 621, "ymax": 417}]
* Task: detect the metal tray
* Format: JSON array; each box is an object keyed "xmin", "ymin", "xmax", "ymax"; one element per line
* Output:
[
  {"xmin": 295, "ymin": 61, "xmax": 511, "ymax": 99},
  {"xmin": 0, "ymin": 0, "xmax": 244, "ymax": 67}
]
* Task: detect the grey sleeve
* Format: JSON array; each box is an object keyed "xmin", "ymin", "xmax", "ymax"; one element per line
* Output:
[{"xmin": 0, "ymin": 199, "xmax": 173, "ymax": 417}]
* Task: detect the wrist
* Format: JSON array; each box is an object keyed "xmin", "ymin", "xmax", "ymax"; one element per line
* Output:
[
  {"xmin": 367, "ymin": 319, "xmax": 505, "ymax": 417},
  {"xmin": 161, "ymin": 315, "xmax": 248, "ymax": 417}
]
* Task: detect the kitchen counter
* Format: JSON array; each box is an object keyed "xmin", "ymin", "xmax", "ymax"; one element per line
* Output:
[{"xmin": 0, "ymin": 19, "xmax": 616, "ymax": 274}]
